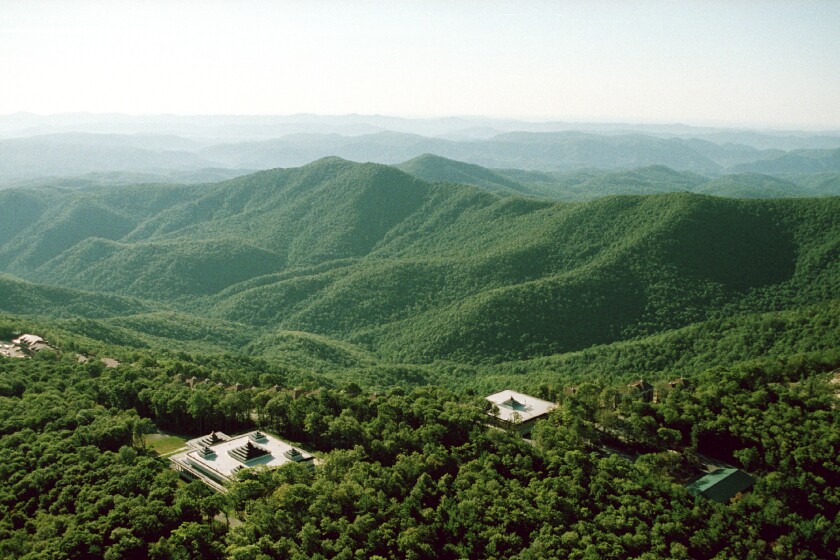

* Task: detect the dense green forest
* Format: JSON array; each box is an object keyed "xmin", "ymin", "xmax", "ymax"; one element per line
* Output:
[
  {"xmin": 0, "ymin": 156, "xmax": 838, "ymax": 558},
  {"xmin": 0, "ymin": 340, "xmax": 837, "ymax": 558}
]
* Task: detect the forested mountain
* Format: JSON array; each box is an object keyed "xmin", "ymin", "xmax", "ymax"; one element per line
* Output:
[
  {"xmin": 1, "ymin": 168, "xmax": 253, "ymax": 190},
  {"xmin": 396, "ymin": 154, "xmax": 534, "ymax": 196},
  {"xmin": 733, "ymin": 147, "xmax": 840, "ymax": 175},
  {"xmin": 0, "ymin": 273, "xmax": 150, "ymax": 319},
  {"xmin": 686, "ymin": 129, "xmax": 840, "ymax": 151},
  {"xmin": 0, "ymin": 314, "xmax": 837, "ymax": 559},
  {"xmin": 0, "ymin": 154, "xmax": 838, "ymax": 560},
  {"xmin": 0, "ymin": 158, "xmax": 837, "ymax": 368},
  {"xmin": 693, "ymin": 174, "xmax": 801, "ymax": 198},
  {"xmin": 399, "ymin": 155, "xmax": 840, "ymax": 200}
]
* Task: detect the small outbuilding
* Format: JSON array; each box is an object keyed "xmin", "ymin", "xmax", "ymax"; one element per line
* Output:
[
  {"xmin": 626, "ymin": 379, "xmax": 654, "ymax": 402},
  {"xmin": 686, "ymin": 468, "xmax": 755, "ymax": 503}
]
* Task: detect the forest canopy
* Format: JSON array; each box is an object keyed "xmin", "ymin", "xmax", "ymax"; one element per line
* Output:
[{"xmin": 0, "ymin": 155, "xmax": 837, "ymax": 559}]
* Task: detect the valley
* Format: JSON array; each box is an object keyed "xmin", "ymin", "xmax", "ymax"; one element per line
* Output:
[
  {"xmin": 1, "ymin": 156, "xmax": 837, "ymax": 371},
  {"xmin": 3, "ymin": 1, "xmax": 839, "ymax": 556},
  {"xmin": 0, "ymin": 126, "xmax": 837, "ymax": 560}
]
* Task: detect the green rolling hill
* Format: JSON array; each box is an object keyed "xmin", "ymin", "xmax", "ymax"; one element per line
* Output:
[
  {"xmin": 0, "ymin": 157, "xmax": 836, "ymax": 372},
  {"xmin": 733, "ymin": 147, "xmax": 840, "ymax": 175},
  {"xmin": 396, "ymin": 155, "xmax": 840, "ymax": 200},
  {"xmin": 396, "ymin": 153, "xmax": 538, "ymax": 196},
  {"xmin": 0, "ymin": 273, "xmax": 150, "ymax": 319},
  {"xmin": 693, "ymin": 173, "xmax": 802, "ymax": 198}
]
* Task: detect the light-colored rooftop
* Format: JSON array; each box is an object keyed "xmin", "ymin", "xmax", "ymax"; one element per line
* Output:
[
  {"xmin": 486, "ymin": 390, "xmax": 557, "ymax": 424},
  {"xmin": 12, "ymin": 334, "xmax": 45, "ymax": 346},
  {"xmin": 171, "ymin": 430, "xmax": 315, "ymax": 485}
]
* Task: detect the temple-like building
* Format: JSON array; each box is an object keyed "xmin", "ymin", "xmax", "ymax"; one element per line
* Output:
[{"xmin": 170, "ymin": 430, "xmax": 316, "ymax": 492}]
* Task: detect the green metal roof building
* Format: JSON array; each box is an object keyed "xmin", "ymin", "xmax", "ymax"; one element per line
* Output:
[{"xmin": 686, "ymin": 468, "xmax": 755, "ymax": 503}]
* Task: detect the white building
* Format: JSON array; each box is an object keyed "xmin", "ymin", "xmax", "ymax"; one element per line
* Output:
[
  {"xmin": 170, "ymin": 430, "xmax": 316, "ymax": 492},
  {"xmin": 9, "ymin": 334, "xmax": 52, "ymax": 355},
  {"xmin": 12, "ymin": 334, "xmax": 45, "ymax": 346},
  {"xmin": 485, "ymin": 390, "xmax": 557, "ymax": 436}
]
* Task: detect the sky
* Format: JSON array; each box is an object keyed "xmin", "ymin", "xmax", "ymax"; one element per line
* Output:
[{"xmin": 1, "ymin": 0, "xmax": 839, "ymax": 128}]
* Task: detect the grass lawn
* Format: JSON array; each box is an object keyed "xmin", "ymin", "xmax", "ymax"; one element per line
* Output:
[{"xmin": 145, "ymin": 432, "xmax": 188, "ymax": 456}]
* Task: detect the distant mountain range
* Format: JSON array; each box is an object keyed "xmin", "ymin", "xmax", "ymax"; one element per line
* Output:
[
  {"xmin": 3, "ymin": 112, "xmax": 839, "ymax": 147},
  {"xmin": 196, "ymin": 131, "xmax": 768, "ymax": 173},
  {"xmin": 396, "ymin": 154, "xmax": 840, "ymax": 199},
  {"xmin": 2, "ymin": 121, "xmax": 840, "ymax": 185}
]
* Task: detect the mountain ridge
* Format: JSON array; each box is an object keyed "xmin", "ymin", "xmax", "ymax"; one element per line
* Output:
[
  {"xmin": 1, "ymin": 158, "xmax": 835, "ymax": 365},
  {"xmin": 5, "ymin": 128, "xmax": 840, "ymax": 188}
]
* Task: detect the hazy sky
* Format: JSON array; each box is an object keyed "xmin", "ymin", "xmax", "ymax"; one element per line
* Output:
[{"xmin": 1, "ymin": 0, "xmax": 839, "ymax": 128}]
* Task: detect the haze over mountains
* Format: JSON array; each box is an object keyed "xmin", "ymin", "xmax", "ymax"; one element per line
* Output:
[
  {"xmin": 5, "ymin": 112, "xmax": 840, "ymax": 143},
  {"xmin": 2, "ymin": 114, "xmax": 840, "ymax": 191}
]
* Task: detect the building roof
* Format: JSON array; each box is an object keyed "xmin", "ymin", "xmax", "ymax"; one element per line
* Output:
[
  {"xmin": 628, "ymin": 379, "xmax": 653, "ymax": 392},
  {"xmin": 686, "ymin": 468, "xmax": 755, "ymax": 503},
  {"xmin": 193, "ymin": 431, "xmax": 231, "ymax": 448},
  {"xmin": 228, "ymin": 440, "xmax": 271, "ymax": 463},
  {"xmin": 172, "ymin": 430, "xmax": 315, "ymax": 482},
  {"xmin": 486, "ymin": 390, "xmax": 557, "ymax": 424},
  {"xmin": 12, "ymin": 334, "xmax": 45, "ymax": 346}
]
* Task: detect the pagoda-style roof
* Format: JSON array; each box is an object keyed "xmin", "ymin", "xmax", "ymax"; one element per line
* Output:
[
  {"xmin": 172, "ymin": 430, "xmax": 317, "ymax": 492},
  {"xmin": 283, "ymin": 447, "xmax": 306, "ymax": 462},
  {"xmin": 249, "ymin": 431, "xmax": 268, "ymax": 443},
  {"xmin": 228, "ymin": 440, "xmax": 271, "ymax": 464},
  {"xmin": 197, "ymin": 446, "xmax": 216, "ymax": 458},
  {"xmin": 199, "ymin": 431, "xmax": 227, "ymax": 447}
]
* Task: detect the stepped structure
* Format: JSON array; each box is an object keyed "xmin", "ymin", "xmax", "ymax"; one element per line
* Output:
[
  {"xmin": 228, "ymin": 440, "xmax": 271, "ymax": 463},
  {"xmin": 198, "ymin": 431, "xmax": 229, "ymax": 447},
  {"xmin": 170, "ymin": 430, "xmax": 316, "ymax": 492}
]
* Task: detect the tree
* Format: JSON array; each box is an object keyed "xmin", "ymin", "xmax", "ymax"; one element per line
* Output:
[{"xmin": 733, "ymin": 447, "xmax": 759, "ymax": 471}]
